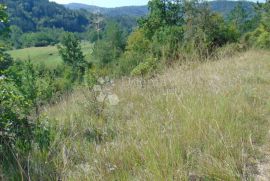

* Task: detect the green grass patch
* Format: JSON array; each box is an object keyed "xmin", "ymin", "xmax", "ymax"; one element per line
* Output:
[{"xmin": 8, "ymin": 42, "xmax": 93, "ymax": 69}]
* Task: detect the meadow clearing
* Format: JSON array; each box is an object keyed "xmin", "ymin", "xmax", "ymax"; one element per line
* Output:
[{"xmin": 7, "ymin": 42, "xmax": 93, "ymax": 69}]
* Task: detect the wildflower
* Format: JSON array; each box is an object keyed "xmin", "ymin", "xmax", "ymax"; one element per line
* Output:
[
  {"xmin": 0, "ymin": 75, "xmax": 6, "ymax": 80},
  {"xmin": 106, "ymin": 163, "xmax": 117, "ymax": 172},
  {"xmin": 105, "ymin": 76, "xmax": 110, "ymax": 82},
  {"xmin": 108, "ymin": 94, "xmax": 119, "ymax": 106},
  {"xmin": 93, "ymin": 85, "xmax": 102, "ymax": 92},
  {"xmin": 62, "ymin": 145, "xmax": 68, "ymax": 167},
  {"xmin": 77, "ymin": 163, "xmax": 91, "ymax": 173},
  {"xmin": 98, "ymin": 77, "xmax": 105, "ymax": 85},
  {"xmin": 97, "ymin": 92, "xmax": 106, "ymax": 103}
]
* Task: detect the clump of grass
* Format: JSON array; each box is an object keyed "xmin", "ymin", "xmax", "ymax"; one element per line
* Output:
[{"xmin": 31, "ymin": 50, "xmax": 270, "ymax": 180}]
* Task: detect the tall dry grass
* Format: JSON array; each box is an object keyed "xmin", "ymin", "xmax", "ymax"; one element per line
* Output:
[{"xmin": 31, "ymin": 50, "xmax": 270, "ymax": 180}]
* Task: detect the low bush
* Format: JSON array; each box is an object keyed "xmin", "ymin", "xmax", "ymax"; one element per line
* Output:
[{"xmin": 0, "ymin": 79, "xmax": 52, "ymax": 179}]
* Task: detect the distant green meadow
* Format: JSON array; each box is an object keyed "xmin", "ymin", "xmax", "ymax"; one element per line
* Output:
[{"xmin": 8, "ymin": 42, "xmax": 93, "ymax": 69}]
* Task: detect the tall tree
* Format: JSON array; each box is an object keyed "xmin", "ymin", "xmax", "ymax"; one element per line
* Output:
[
  {"xmin": 139, "ymin": 0, "xmax": 184, "ymax": 38},
  {"xmin": 58, "ymin": 33, "xmax": 88, "ymax": 81}
]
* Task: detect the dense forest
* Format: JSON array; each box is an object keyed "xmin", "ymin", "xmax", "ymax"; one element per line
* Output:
[
  {"xmin": 2, "ymin": 0, "xmax": 90, "ymax": 32},
  {"xmin": 1, "ymin": 0, "xmax": 270, "ymax": 180}
]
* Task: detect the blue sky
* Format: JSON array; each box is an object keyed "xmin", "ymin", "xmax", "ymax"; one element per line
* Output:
[{"xmin": 49, "ymin": 0, "xmax": 149, "ymax": 7}]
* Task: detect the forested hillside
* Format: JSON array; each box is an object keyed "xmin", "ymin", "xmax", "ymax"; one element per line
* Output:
[
  {"xmin": 1, "ymin": 0, "xmax": 257, "ymax": 34},
  {"xmin": 2, "ymin": 0, "xmax": 90, "ymax": 32},
  {"xmin": 0, "ymin": 0, "xmax": 138, "ymax": 49}
]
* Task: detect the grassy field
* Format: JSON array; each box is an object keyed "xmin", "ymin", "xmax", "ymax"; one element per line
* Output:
[
  {"xmin": 7, "ymin": 42, "xmax": 93, "ymax": 69},
  {"xmin": 30, "ymin": 50, "xmax": 270, "ymax": 180}
]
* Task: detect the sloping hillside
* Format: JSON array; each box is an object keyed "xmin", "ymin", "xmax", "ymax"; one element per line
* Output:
[{"xmin": 40, "ymin": 50, "xmax": 270, "ymax": 180}]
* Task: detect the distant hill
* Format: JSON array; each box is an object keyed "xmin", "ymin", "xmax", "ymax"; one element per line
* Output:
[
  {"xmin": 64, "ymin": 3, "xmax": 148, "ymax": 17},
  {"xmin": 2, "ymin": 0, "xmax": 256, "ymax": 34},
  {"xmin": 2, "ymin": 0, "xmax": 91, "ymax": 32},
  {"xmin": 65, "ymin": 1, "xmax": 255, "ymax": 17},
  {"xmin": 210, "ymin": 1, "xmax": 255, "ymax": 16}
]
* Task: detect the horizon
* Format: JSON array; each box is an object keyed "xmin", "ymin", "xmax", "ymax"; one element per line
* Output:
[
  {"xmin": 49, "ymin": 0, "xmax": 265, "ymax": 8},
  {"xmin": 49, "ymin": 0, "xmax": 149, "ymax": 8}
]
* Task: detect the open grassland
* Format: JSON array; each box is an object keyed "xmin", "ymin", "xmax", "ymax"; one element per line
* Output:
[
  {"xmin": 35, "ymin": 50, "xmax": 270, "ymax": 180},
  {"xmin": 7, "ymin": 42, "xmax": 93, "ymax": 69}
]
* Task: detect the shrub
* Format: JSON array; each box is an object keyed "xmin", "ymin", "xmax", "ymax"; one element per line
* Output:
[
  {"xmin": 131, "ymin": 57, "xmax": 157, "ymax": 77},
  {"xmin": 244, "ymin": 25, "xmax": 270, "ymax": 49},
  {"xmin": 0, "ymin": 79, "xmax": 32, "ymax": 156},
  {"xmin": 0, "ymin": 47, "xmax": 13, "ymax": 74},
  {"xmin": 213, "ymin": 43, "xmax": 246, "ymax": 59},
  {"xmin": 117, "ymin": 29, "xmax": 151, "ymax": 75},
  {"xmin": 6, "ymin": 60, "xmax": 61, "ymax": 112},
  {"xmin": 0, "ymin": 77, "xmax": 52, "ymax": 180}
]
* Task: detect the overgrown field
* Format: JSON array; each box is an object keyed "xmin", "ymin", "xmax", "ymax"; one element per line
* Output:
[
  {"xmin": 7, "ymin": 42, "xmax": 93, "ymax": 68},
  {"xmin": 30, "ymin": 50, "xmax": 270, "ymax": 180}
]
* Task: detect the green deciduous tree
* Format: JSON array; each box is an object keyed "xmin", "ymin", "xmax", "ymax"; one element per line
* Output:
[{"xmin": 139, "ymin": 0, "xmax": 184, "ymax": 39}]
